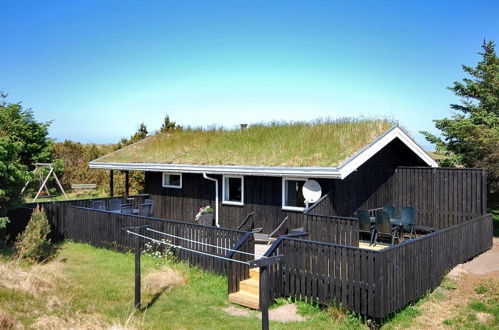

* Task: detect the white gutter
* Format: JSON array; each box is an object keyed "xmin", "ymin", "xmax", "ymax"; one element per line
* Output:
[
  {"xmin": 203, "ymin": 173, "xmax": 220, "ymax": 227},
  {"xmin": 89, "ymin": 162, "xmax": 343, "ymax": 178}
]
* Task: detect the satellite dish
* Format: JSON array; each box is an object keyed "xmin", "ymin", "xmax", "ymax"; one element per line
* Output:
[{"xmin": 302, "ymin": 180, "xmax": 322, "ymax": 203}]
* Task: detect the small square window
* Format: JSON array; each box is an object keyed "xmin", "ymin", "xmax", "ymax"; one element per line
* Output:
[
  {"xmin": 282, "ymin": 178, "xmax": 306, "ymax": 211},
  {"xmin": 223, "ymin": 176, "xmax": 243, "ymax": 205},
  {"xmin": 162, "ymin": 173, "xmax": 182, "ymax": 188}
]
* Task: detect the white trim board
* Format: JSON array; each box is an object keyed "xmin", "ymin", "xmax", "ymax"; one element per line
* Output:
[
  {"xmin": 89, "ymin": 126, "xmax": 437, "ymax": 179},
  {"xmin": 222, "ymin": 175, "xmax": 244, "ymax": 206}
]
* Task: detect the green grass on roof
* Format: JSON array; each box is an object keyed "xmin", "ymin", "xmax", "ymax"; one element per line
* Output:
[{"xmin": 96, "ymin": 118, "xmax": 394, "ymax": 167}]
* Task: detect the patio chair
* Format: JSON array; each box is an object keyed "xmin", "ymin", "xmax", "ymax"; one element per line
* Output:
[
  {"xmin": 91, "ymin": 200, "xmax": 106, "ymax": 210},
  {"xmin": 109, "ymin": 199, "xmax": 122, "ymax": 212},
  {"xmin": 121, "ymin": 204, "xmax": 133, "ymax": 215},
  {"xmin": 373, "ymin": 211, "xmax": 400, "ymax": 246},
  {"xmin": 400, "ymin": 207, "xmax": 416, "ymax": 239},
  {"xmin": 138, "ymin": 203, "xmax": 152, "ymax": 217},
  {"xmin": 236, "ymin": 212, "xmax": 262, "ymax": 233},
  {"xmin": 253, "ymin": 216, "xmax": 288, "ymax": 244},
  {"xmin": 356, "ymin": 209, "xmax": 375, "ymax": 244},
  {"xmin": 144, "ymin": 199, "xmax": 153, "ymax": 213},
  {"xmin": 382, "ymin": 205, "xmax": 398, "ymax": 219}
]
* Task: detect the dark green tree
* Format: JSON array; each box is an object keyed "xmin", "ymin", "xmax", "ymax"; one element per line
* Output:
[
  {"xmin": 421, "ymin": 40, "xmax": 499, "ymax": 207},
  {"xmin": 0, "ymin": 93, "xmax": 53, "ymax": 217},
  {"xmin": 160, "ymin": 114, "xmax": 181, "ymax": 132},
  {"xmin": 0, "ymin": 93, "xmax": 53, "ymax": 168},
  {"xmin": 115, "ymin": 123, "xmax": 149, "ymax": 150}
]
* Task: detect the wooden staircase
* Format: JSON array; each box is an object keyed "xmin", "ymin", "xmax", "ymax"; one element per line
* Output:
[{"xmin": 228, "ymin": 268, "xmax": 260, "ymax": 309}]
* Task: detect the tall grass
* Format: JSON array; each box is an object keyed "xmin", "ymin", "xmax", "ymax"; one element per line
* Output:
[{"xmin": 98, "ymin": 117, "xmax": 393, "ymax": 167}]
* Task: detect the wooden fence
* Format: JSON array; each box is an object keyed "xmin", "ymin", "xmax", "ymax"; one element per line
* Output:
[
  {"xmin": 6, "ymin": 195, "xmax": 149, "ymax": 242},
  {"xmin": 7, "ymin": 198, "xmax": 253, "ymax": 275},
  {"xmin": 306, "ymin": 214, "xmax": 359, "ymax": 246},
  {"xmin": 390, "ymin": 167, "xmax": 487, "ymax": 229},
  {"xmin": 265, "ymin": 213, "xmax": 493, "ymax": 319},
  {"xmin": 308, "ymin": 167, "xmax": 487, "ymax": 230},
  {"xmin": 63, "ymin": 206, "xmax": 253, "ymax": 275}
]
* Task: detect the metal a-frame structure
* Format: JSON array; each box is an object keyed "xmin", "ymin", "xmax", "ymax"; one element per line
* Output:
[{"xmin": 21, "ymin": 163, "xmax": 68, "ymax": 202}]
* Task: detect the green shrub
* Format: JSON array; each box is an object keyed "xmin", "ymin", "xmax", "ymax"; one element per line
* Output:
[{"xmin": 14, "ymin": 205, "xmax": 52, "ymax": 261}]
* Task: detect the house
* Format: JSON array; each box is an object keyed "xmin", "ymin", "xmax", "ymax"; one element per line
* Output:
[{"xmin": 89, "ymin": 119, "xmax": 437, "ymax": 232}]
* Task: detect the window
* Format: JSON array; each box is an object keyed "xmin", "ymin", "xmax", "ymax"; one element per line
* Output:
[
  {"xmin": 223, "ymin": 175, "xmax": 244, "ymax": 205},
  {"xmin": 282, "ymin": 178, "xmax": 306, "ymax": 211},
  {"xmin": 162, "ymin": 173, "xmax": 182, "ymax": 188}
]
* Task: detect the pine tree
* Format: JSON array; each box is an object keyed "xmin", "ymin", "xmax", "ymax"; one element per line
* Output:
[
  {"xmin": 421, "ymin": 40, "xmax": 499, "ymax": 207},
  {"xmin": 160, "ymin": 114, "xmax": 181, "ymax": 132}
]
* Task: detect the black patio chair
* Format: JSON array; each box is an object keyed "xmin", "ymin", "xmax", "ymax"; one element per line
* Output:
[
  {"xmin": 382, "ymin": 205, "xmax": 398, "ymax": 219},
  {"xmin": 253, "ymin": 216, "xmax": 288, "ymax": 244},
  {"xmin": 400, "ymin": 207, "xmax": 416, "ymax": 239},
  {"xmin": 373, "ymin": 211, "xmax": 400, "ymax": 246},
  {"xmin": 91, "ymin": 200, "xmax": 106, "ymax": 210},
  {"xmin": 109, "ymin": 199, "xmax": 122, "ymax": 211},
  {"xmin": 138, "ymin": 203, "xmax": 152, "ymax": 217},
  {"xmin": 121, "ymin": 204, "xmax": 133, "ymax": 214},
  {"xmin": 356, "ymin": 209, "xmax": 375, "ymax": 245}
]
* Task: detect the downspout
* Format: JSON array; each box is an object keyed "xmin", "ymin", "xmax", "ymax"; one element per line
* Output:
[{"xmin": 203, "ymin": 173, "xmax": 220, "ymax": 227}]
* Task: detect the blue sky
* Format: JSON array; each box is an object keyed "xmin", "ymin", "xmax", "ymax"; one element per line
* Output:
[{"xmin": 1, "ymin": 1, "xmax": 498, "ymax": 148}]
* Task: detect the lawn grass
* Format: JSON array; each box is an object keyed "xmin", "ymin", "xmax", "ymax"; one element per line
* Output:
[
  {"xmin": 492, "ymin": 209, "xmax": 499, "ymax": 237},
  {"xmin": 95, "ymin": 118, "xmax": 393, "ymax": 167},
  {"xmin": 0, "ymin": 242, "xmax": 368, "ymax": 329},
  {"xmin": 2, "ymin": 241, "xmax": 491, "ymax": 329},
  {"xmin": 442, "ymin": 279, "xmax": 498, "ymax": 329}
]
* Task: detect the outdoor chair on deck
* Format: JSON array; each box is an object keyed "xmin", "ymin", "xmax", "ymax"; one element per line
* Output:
[
  {"xmin": 253, "ymin": 216, "xmax": 288, "ymax": 244},
  {"xmin": 400, "ymin": 207, "xmax": 416, "ymax": 239},
  {"xmin": 109, "ymin": 199, "xmax": 122, "ymax": 212},
  {"xmin": 138, "ymin": 203, "xmax": 152, "ymax": 217},
  {"xmin": 382, "ymin": 205, "xmax": 398, "ymax": 219},
  {"xmin": 91, "ymin": 200, "xmax": 106, "ymax": 210},
  {"xmin": 356, "ymin": 210, "xmax": 375, "ymax": 244},
  {"xmin": 236, "ymin": 212, "xmax": 262, "ymax": 233},
  {"xmin": 373, "ymin": 211, "xmax": 400, "ymax": 246},
  {"xmin": 145, "ymin": 199, "xmax": 153, "ymax": 213},
  {"xmin": 121, "ymin": 204, "xmax": 133, "ymax": 215}
]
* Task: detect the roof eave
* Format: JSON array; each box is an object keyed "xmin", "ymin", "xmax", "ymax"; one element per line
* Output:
[{"xmin": 88, "ymin": 161, "xmax": 343, "ymax": 179}]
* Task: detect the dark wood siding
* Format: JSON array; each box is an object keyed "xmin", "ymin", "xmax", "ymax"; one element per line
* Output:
[
  {"xmin": 143, "ymin": 138, "xmax": 432, "ymax": 232},
  {"xmin": 145, "ymin": 172, "xmax": 335, "ymax": 233}
]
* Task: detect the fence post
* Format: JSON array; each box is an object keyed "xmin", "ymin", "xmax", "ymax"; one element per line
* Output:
[
  {"xmin": 123, "ymin": 225, "xmax": 148, "ymax": 309},
  {"xmin": 134, "ymin": 227, "xmax": 143, "ymax": 308},
  {"xmin": 249, "ymin": 255, "xmax": 283, "ymax": 330}
]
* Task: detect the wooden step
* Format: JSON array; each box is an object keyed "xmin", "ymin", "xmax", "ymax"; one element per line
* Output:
[
  {"xmin": 239, "ymin": 278, "xmax": 259, "ymax": 295},
  {"xmin": 228, "ymin": 291, "xmax": 259, "ymax": 309},
  {"xmin": 249, "ymin": 267, "xmax": 260, "ymax": 280}
]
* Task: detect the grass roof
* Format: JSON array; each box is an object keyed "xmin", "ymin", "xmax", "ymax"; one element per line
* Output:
[{"xmin": 95, "ymin": 118, "xmax": 393, "ymax": 167}]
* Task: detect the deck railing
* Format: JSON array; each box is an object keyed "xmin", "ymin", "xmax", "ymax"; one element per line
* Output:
[
  {"xmin": 306, "ymin": 214, "xmax": 359, "ymax": 246},
  {"xmin": 265, "ymin": 213, "xmax": 493, "ymax": 319}
]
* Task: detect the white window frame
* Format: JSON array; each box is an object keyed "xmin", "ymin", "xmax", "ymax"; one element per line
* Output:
[
  {"xmin": 222, "ymin": 175, "xmax": 244, "ymax": 206},
  {"xmin": 162, "ymin": 172, "xmax": 182, "ymax": 189},
  {"xmin": 282, "ymin": 177, "xmax": 307, "ymax": 211}
]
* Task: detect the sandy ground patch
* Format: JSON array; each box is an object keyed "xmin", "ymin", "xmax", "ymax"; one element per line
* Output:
[
  {"xmin": 258, "ymin": 304, "xmax": 305, "ymax": 322},
  {"xmin": 408, "ymin": 237, "xmax": 499, "ymax": 329},
  {"xmin": 223, "ymin": 306, "xmax": 253, "ymax": 317},
  {"xmin": 223, "ymin": 303, "xmax": 305, "ymax": 322}
]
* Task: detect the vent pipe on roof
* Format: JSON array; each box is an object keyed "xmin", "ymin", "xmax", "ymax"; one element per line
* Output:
[{"xmin": 202, "ymin": 173, "xmax": 219, "ymax": 227}]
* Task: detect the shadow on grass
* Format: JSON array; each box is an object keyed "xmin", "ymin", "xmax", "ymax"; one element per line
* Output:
[
  {"xmin": 140, "ymin": 292, "xmax": 163, "ymax": 311},
  {"xmin": 491, "ymin": 210, "xmax": 499, "ymax": 237}
]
